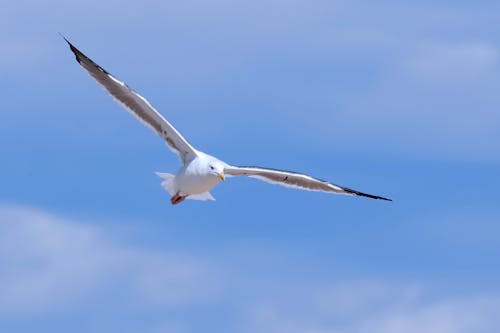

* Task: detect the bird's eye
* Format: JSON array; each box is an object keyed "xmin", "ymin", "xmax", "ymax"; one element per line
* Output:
[{"xmin": 210, "ymin": 166, "xmax": 214, "ymax": 170}]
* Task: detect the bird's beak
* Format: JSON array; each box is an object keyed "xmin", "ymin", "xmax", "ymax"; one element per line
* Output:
[{"xmin": 218, "ymin": 173, "xmax": 225, "ymax": 181}]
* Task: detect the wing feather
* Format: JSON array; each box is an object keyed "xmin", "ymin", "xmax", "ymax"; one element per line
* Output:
[
  {"xmin": 224, "ymin": 166, "xmax": 391, "ymax": 201},
  {"xmin": 64, "ymin": 38, "xmax": 197, "ymax": 163}
]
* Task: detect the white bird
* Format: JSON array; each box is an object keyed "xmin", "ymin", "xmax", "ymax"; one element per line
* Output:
[{"xmin": 64, "ymin": 38, "xmax": 391, "ymax": 205}]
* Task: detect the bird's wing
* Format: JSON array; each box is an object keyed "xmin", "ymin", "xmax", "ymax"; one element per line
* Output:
[
  {"xmin": 224, "ymin": 165, "xmax": 391, "ymax": 201},
  {"xmin": 64, "ymin": 38, "xmax": 198, "ymax": 164}
]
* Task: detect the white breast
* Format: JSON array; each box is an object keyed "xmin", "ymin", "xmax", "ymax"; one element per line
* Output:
[{"xmin": 175, "ymin": 157, "xmax": 220, "ymax": 195}]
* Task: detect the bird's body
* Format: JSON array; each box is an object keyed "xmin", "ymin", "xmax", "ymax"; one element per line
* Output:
[
  {"xmin": 171, "ymin": 153, "xmax": 226, "ymax": 197},
  {"xmin": 177, "ymin": 160, "xmax": 220, "ymax": 194},
  {"xmin": 64, "ymin": 38, "xmax": 391, "ymax": 204}
]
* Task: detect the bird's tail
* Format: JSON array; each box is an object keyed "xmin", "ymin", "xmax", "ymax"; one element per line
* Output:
[{"xmin": 155, "ymin": 172, "xmax": 176, "ymax": 196}]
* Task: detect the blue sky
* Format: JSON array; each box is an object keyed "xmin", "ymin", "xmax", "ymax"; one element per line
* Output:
[{"xmin": 1, "ymin": 0, "xmax": 500, "ymax": 332}]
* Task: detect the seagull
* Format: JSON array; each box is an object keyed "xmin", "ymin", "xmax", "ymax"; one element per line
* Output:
[{"xmin": 64, "ymin": 38, "xmax": 391, "ymax": 204}]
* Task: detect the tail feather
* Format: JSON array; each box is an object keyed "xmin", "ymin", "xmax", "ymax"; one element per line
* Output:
[
  {"xmin": 155, "ymin": 172, "xmax": 176, "ymax": 196},
  {"xmin": 188, "ymin": 192, "xmax": 216, "ymax": 201}
]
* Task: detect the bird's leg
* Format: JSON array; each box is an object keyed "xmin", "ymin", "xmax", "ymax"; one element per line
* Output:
[{"xmin": 170, "ymin": 192, "xmax": 186, "ymax": 205}]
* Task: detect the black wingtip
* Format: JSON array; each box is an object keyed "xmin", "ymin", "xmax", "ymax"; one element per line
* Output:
[
  {"xmin": 59, "ymin": 34, "xmax": 82, "ymax": 64},
  {"xmin": 61, "ymin": 35, "xmax": 111, "ymax": 76},
  {"xmin": 343, "ymin": 187, "xmax": 392, "ymax": 201},
  {"xmin": 59, "ymin": 33, "xmax": 72, "ymax": 49}
]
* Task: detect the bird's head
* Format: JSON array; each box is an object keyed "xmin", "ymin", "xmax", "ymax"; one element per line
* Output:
[{"xmin": 208, "ymin": 161, "xmax": 226, "ymax": 181}]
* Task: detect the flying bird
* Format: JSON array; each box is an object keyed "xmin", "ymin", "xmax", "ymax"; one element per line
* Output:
[{"xmin": 64, "ymin": 38, "xmax": 391, "ymax": 204}]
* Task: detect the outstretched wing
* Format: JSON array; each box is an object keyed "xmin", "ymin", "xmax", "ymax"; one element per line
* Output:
[
  {"xmin": 64, "ymin": 38, "xmax": 197, "ymax": 164},
  {"xmin": 224, "ymin": 165, "xmax": 391, "ymax": 201}
]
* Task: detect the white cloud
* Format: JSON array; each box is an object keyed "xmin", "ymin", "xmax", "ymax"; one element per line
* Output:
[
  {"xmin": 0, "ymin": 205, "xmax": 215, "ymax": 315},
  {"xmin": 361, "ymin": 296, "xmax": 500, "ymax": 333},
  {"xmin": 241, "ymin": 281, "xmax": 500, "ymax": 333},
  {"xmin": 1, "ymin": 204, "xmax": 499, "ymax": 333}
]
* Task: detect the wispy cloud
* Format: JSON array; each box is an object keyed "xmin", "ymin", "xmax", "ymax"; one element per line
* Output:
[
  {"xmin": 405, "ymin": 42, "xmax": 499, "ymax": 84},
  {"xmin": 318, "ymin": 37, "xmax": 500, "ymax": 161},
  {"xmin": 3, "ymin": 0, "xmax": 499, "ymax": 161},
  {"xmin": 0, "ymin": 205, "xmax": 215, "ymax": 316},
  {"xmin": 241, "ymin": 282, "xmax": 500, "ymax": 333},
  {"xmin": 1, "ymin": 204, "xmax": 499, "ymax": 332}
]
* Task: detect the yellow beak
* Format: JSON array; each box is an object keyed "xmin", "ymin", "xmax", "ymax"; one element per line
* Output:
[{"xmin": 218, "ymin": 173, "xmax": 225, "ymax": 181}]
